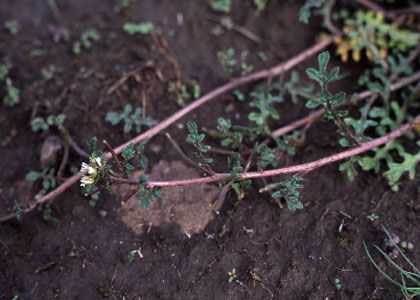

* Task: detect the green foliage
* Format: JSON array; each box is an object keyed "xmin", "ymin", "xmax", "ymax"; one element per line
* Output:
[
  {"xmin": 217, "ymin": 48, "xmax": 236, "ymax": 76},
  {"xmin": 334, "ymin": 278, "xmax": 342, "ymax": 290},
  {"xmin": 31, "ymin": 114, "xmax": 66, "ymax": 132},
  {"xmin": 299, "ymin": 0, "xmax": 325, "ymax": 24},
  {"xmin": 123, "ymin": 22, "xmax": 154, "ymax": 35},
  {"xmin": 137, "ymin": 175, "xmax": 162, "ymax": 209},
  {"xmin": 12, "ymin": 202, "xmax": 22, "ymax": 222},
  {"xmin": 0, "ymin": 60, "xmax": 20, "ymax": 106},
  {"xmin": 215, "ymin": 117, "xmax": 260, "ymax": 149},
  {"xmin": 121, "ymin": 143, "xmax": 136, "ymax": 176},
  {"xmin": 186, "ymin": 121, "xmax": 213, "ymax": 167},
  {"xmin": 210, "ymin": 0, "xmax": 231, "ymax": 13},
  {"xmin": 271, "ymin": 176, "xmax": 304, "ymax": 211},
  {"xmin": 4, "ymin": 20, "xmax": 19, "ymax": 35},
  {"xmin": 72, "ymin": 28, "xmax": 101, "ymax": 55},
  {"xmin": 339, "ymin": 98, "xmax": 418, "ymax": 190},
  {"xmin": 306, "ymin": 51, "xmax": 360, "ymax": 144},
  {"xmin": 25, "ymin": 168, "xmax": 57, "ymax": 191},
  {"xmin": 240, "ymin": 63, "xmax": 253, "ymax": 76},
  {"xmin": 228, "ymin": 152, "xmax": 243, "ymax": 179},
  {"xmin": 364, "ymin": 228, "xmax": 420, "ymax": 299},
  {"xmin": 42, "ymin": 204, "xmax": 59, "ymax": 224},
  {"xmin": 114, "ymin": 0, "xmax": 135, "ymax": 13},
  {"xmin": 168, "ymin": 80, "xmax": 201, "ymax": 106},
  {"xmin": 335, "ymin": 10, "xmax": 420, "ymax": 63},
  {"xmin": 248, "ymin": 72, "xmax": 312, "ymax": 133},
  {"xmin": 105, "ymin": 104, "xmax": 154, "ymax": 134},
  {"xmin": 253, "ymin": 0, "xmax": 267, "ymax": 14},
  {"xmin": 384, "ymin": 150, "xmax": 420, "ymax": 192}
]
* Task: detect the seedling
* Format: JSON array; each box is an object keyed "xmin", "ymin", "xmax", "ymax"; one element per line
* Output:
[
  {"xmin": 367, "ymin": 213, "xmax": 379, "ymax": 222},
  {"xmin": 210, "ymin": 0, "xmax": 231, "ymax": 13},
  {"xmin": 400, "ymin": 241, "xmax": 414, "ymax": 251},
  {"xmin": 123, "ymin": 22, "xmax": 154, "ymax": 35},
  {"xmin": 114, "ymin": 0, "xmax": 134, "ymax": 13},
  {"xmin": 106, "ymin": 104, "xmax": 154, "ymax": 134},
  {"xmin": 31, "ymin": 114, "xmax": 66, "ymax": 132},
  {"xmin": 228, "ymin": 268, "xmax": 243, "ymax": 286},
  {"xmin": 334, "ymin": 278, "xmax": 341, "ymax": 290},
  {"xmin": 217, "ymin": 48, "xmax": 236, "ymax": 76},
  {"xmin": 42, "ymin": 204, "xmax": 59, "ymax": 224},
  {"xmin": 72, "ymin": 28, "xmax": 101, "ymax": 55},
  {"xmin": 0, "ymin": 60, "xmax": 20, "ymax": 106},
  {"xmin": 26, "ymin": 167, "xmax": 58, "ymax": 191},
  {"xmin": 4, "ymin": 20, "xmax": 19, "ymax": 35}
]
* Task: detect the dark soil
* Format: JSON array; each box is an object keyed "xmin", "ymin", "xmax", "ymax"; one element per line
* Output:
[{"xmin": 0, "ymin": 0, "xmax": 419, "ymax": 299}]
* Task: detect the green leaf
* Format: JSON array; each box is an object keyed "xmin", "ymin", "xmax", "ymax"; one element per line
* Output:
[
  {"xmin": 25, "ymin": 171, "xmax": 39, "ymax": 182},
  {"xmin": 384, "ymin": 151, "xmax": 420, "ymax": 191},
  {"xmin": 121, "ymin": 143, "xmax": 135, "ymax": 160},
  {"xmin": 317, "ymin": 51, "xmax": 330, "ymax": 72},
  {"xmin": 305, "ymin": 68, "xmax": 319, "ymax": 82},
  {"xmin": 105, "ymin": 112, "xmax": 122, "ymax": 125},
  {"xmin": 123, "ymin": 22, "xmax": 154, "ymax": 35}
]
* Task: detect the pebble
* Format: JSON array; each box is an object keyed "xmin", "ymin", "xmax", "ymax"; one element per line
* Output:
[
  {"xmin": 40, "ymin": 135, "xmax": 62, "ymax": 167},
  {"xmin": 99, "ymin": 210, "xmax": 108, "ymax": 218}
]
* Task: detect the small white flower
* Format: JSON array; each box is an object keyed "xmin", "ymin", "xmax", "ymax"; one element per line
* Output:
[
  {"xmin": 95, "ymin": 157, "xmax": 103, "ymax": 168},
  {"xmin": 80, "ymin": 162, "xmax": 90, "ymax": 174},
  {"xmin": 80, "ymin": 176, "xmax": 94, "ymax": 187}
]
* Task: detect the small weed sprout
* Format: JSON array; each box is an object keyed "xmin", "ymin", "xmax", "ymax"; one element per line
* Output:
[
  {"xmin": 4, "ymin": 20, "xmax": 19, "ymax": 35},
  {"xmin": 26, "ymin": 167, "xmax": 58, "ymax": 191},
  {"xmin": 210, "ymin": 0, "xmax": 231, "ymax": 13},
  {"xmin": 228, "ymin": 268, "xmax": 243, "ymax": 286},
  {"xmin": 114, "ymin": 0, "xmax": 134, "ymax": 14},
  {"xmin": 31, "ymin": 114, "xmax": 66, "ymax": 132},
  {"xmin": 217, "ymin": 48, "xmax": 236, "ymax": 76},
  {"xmin": 105, "ymin": 104, "xmax": 154, "ymax": 134},
  {"xmin": 72, "ymin": 28, "xmax": 101, "ymax": 55},
  {"xmin": 367, "ymin": 213, "xmax": 379, "ymax": 222},
  {"xmin": 123, "ymin": 22, "xmax": 154, "ymax": 35},
  {"xmin": 0, "ymin": 60, "xmax": 20, "ymax": 106},
  {"xmin": 334, "ymin": 278, "xmax": 341, "ymax": 290}
]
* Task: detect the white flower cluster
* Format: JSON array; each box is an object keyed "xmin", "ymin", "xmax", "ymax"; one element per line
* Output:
[{"xmin": 80, "ymin": 157, "xmax": 103, "ymax": 187}]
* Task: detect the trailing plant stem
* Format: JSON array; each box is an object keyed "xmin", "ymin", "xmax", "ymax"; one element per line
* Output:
[{"xmin": 108, "ymin": 116, "xmax": 419, "ymax": 188}]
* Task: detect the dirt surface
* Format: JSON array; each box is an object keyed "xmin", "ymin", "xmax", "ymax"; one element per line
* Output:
[
  {"xmin": 0, "ymin": 0, "xmax": 419, "ymax": 299},
  {"xmin": 118, "ymin": 160, "xmax": 219, "ymax": 236}
]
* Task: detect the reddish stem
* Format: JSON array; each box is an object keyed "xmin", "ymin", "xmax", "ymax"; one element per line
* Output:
[{"xmin": 107, "ymin": 116, "xmax": 419, "ymax": 188}]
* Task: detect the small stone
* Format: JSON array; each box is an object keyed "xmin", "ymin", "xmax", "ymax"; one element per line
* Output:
[
  {"xmin": 384, "ymin": 233, "xmax": 400, "ymax": 249},
  {"xmin": 99, "ymin": 210, "xmax": 108, "ymax": 218},
  {"xmin": 40, "ymin": 136, "xmax": 62, "ymax": 167},
  {"xmin": 177, "ymin": 123, "xmax": 184, "ymax": 130}
]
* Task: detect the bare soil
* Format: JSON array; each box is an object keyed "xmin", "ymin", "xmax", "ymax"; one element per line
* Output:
[{"xmin": 0, "ymin": 0, "xmax": 419, "ymax": 299}]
